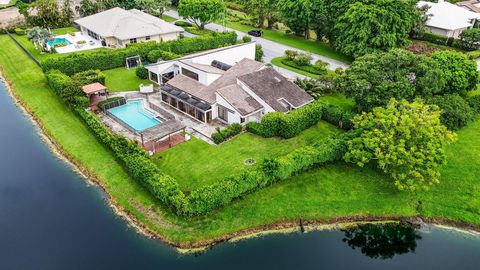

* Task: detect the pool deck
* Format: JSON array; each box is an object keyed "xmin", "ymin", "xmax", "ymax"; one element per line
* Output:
[{"xmin": 50, "ymin": 32, "xmax": 102, "ymax": 54}]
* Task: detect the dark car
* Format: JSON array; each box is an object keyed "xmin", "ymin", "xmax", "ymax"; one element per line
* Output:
[{"xmin": 247, "ymin": 30, "xmax": 262, "ymax": 37}]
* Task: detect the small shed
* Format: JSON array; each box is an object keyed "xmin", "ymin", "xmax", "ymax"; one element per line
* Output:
[{"xmin": 82, "ymin": 82, "xmax": 108, "ymax": 111}]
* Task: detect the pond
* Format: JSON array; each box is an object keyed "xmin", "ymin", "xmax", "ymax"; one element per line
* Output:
[{"xmin": 0, "ymin": 80, "xmax": 479, "ymax": 270}]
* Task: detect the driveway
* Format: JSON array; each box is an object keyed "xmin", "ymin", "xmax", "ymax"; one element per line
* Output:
[{"xmin": 164, "ymin": 10, "xmax": 349, "ymax": 75}]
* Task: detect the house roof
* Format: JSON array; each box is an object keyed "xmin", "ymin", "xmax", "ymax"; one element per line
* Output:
[
  {"xmin": 82, "ymin": 82, "xmax": 107, "ymax": 94},
  {"xmin": 457, "ymin": 0, "xmax": 480, "ymax": 13},
  {"xmin": 217, "ymin": 84, "xmax": 263, "ymax": 116},
  {"xmin": 417, "ymin": 0, "xmax": 480, "ymax": 30},
  {"xmin": 179, "ymin": 60, "xmax": 226, "ymax": 75},
  {"xmin": 238, "ymin": 68, "xmax": 314, "ymax": 112},
  {"xmin": 74, "ymin": 7, "xmax": 183, "ymax": 40}
]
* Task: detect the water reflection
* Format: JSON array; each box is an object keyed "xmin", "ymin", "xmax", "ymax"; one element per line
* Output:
[{"xmin": 342, "ymin": 223, "xmax": 421, "ymax": 259}]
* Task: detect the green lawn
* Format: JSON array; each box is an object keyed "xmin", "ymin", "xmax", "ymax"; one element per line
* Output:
[
  {"xmin": 161, "ymin": 14, "xmax": 178, "ymax": 22},
  {"xmin": 11, "ymin": 27, "xmax": 105, "ymax": 61},
  {"xmin": 1, "ymin": 34, "xmax": 479, "ymax": 245},
  {"xmin": 153, "ymin": 122, "xmax": 341, "ymax": 190},
  {"xmin": 103, "ymin": 67, "xmax": 153, "ymax": 92},
  {"xmin": 225, "ymin": 20, "xmax": 352, "ymax": 64},
  {"xmin": 271, "ymin": 57, "xmax": 323, "ymax": 78}
]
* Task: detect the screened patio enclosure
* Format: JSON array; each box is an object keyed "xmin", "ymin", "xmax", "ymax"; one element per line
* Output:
[{"xmin": 160, "ymin": 84, "xmax": 213, "ymax": 123}]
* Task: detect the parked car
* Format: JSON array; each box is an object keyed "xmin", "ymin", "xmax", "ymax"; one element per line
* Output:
[{"xmin": 247, "ymin": 30, "xmax": 262, "ymax": 37}]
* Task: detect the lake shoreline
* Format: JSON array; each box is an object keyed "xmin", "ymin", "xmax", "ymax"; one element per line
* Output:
[{"xmin": 1, "ymin": 71, "xmax": 480, "ymax": 251}]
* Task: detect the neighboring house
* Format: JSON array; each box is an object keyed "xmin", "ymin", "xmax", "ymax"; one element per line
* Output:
[
  {"xmin": 146, "ymin": 43, "xmax": 314, "ymax": 125},
  {"xmin": 417, "ymin": 0, "xmax": 480, "ymax": 38},
  {"xmin": 457, "ymin": 0, "xmax": 480, "ymax": 13},
  {"xmin": 74, "ymin": 7, "xmax": 183, "ymax": 48}
]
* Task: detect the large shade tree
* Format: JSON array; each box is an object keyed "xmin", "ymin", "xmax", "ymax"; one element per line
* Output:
[
  {"xmin": 278, "ymin": 0, "xmax": 326, "ymax": 39},
  {"xmin": 333, "ymin": 0, "xmax": 419, "ymax": 57},
  {"xmin": 239, "ymin": 0, "xmax": 280, "ymax": 29},
  {"xmin": 337, "ymin": 49, "xmax": 445, "ymax": 112},
  {"xmin": 431, "ymin": 50, "xmax": 478, "ymax": 95},
  {"xmin": 344, "ymin": 99, "xmax": 456, "ymax": 191},
  {"xmin": 178, "ymin": 0, "xmax": 226, "ymax": 29}
]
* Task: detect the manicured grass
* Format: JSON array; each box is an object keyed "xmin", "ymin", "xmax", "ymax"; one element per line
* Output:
[
  {"xmin": 161, "ymin": 14, "xmax": 178, "ymax": 22},
  {"xmin": 11, "ymin": 27, "xmax": 104, "ymax": 61},
  {"xmin": 103, "ymin": 67, "xmax": 153, "ymax": 92},
  {"xmin": 1, "ymin": 34, "xmax": 479, "ymax": 245},
  {"xmin": 272, "ymin": 56, "xmax": 328, "ymax": 78},
  {"xmin": 225, "ymin": 20, "xmax": 353, "ymax": 64},
  {"xmin": 319, "ymin": 93, "xmax": 355, "ymax": 111},
  {"xmin": 153, "ymin": 122, "xmax": 341, "ymax": 190}
]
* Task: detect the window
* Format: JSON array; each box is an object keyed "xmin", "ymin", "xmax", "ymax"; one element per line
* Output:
[
  {"xmin": 145, "ymin": 36, "xmax": 151, "ymax": 40},
  {"xmin": 150, "ymin": 72, "xmax": 158, "ymax": 83},
  {"xmin": 129, "ymin": 38, "xmax": 137, "ymax": 44},
  {"xmin": 169, "ymin": 97, "xmax": 178, "ymax": 108},
  {"xmin": 196, "ymin": 111, "xmax": 205, "ymax": 122},
  {"xmin": 178, "ymin": 101, "xmax": 186, "ymax": 112},
  {"xmin": 188, "ymin": 105, "xmax": 196, "ymax": 117},
  {"xmin": 240, "ymin": 117, "xmax": 245, "ymax": 124},
  {"xmin": 161, "ymin": 93, "xmax": 169, "ymax": 103},
  {"xmin": 218, "ymin": 106, "xmax": 228, "ymax": 122},
  {"xmin": 181, "ymin": 68, "xmax": 199, "ymax": 81}
]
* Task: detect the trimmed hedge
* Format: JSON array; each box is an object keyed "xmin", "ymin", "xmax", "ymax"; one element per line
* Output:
[
  {"xmin": 45, "ymin": 69, "xmax": 349, "ymax": 216},
  {"xmin": 211, "ymin": 123, "xmax": 242, "ymax": 144},
  {"xmin": 42, "ymin": 32, "xmax": 237, "ymax": 75},
  {"xmin": 467, "ymin": 94, "xmax": 480, "ymax": 114},
  {"xmin": 247, "ymin": 100, "xmax": 325, "ymax": 138},
  {"xmin": 135, "ymin": 66, "xmax": 148, "ymax": 79},
  {"xmin": 321, "ymin": 103, "xmax": 354, "ymax": 130},
  {"xmin": 146, "ymin": 50, "xmax": 181, "ymax": 63},
  {"xmin": 411, "ymin": 31, "xmax": 473, "ymax": 51}
]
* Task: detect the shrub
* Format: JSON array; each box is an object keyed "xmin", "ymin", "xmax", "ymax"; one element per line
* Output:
[
  {"xmin": 77, "ymin": 40, "xmax": 86, "ymax": 44},
  {"xmin": 458, "ymin": 28, "xmax": 480, "ymax": 51},
  {"xmin": 71, "ymin": 69, "xmax": 106, "ymax": 85},
  {"xmin": 427, "ymin": 94, "xmax": 475, "ymax": 130},
  {"xmin": 285, "ymin": 50, "xmax": 298, "ymax": 60},
  {"xmin": 174, "ymin": 21, "xmax": 193, "ymax": 27},
  {"xmin": 247, "ymin": 100, "xmax": 324, "ymax": 138},
  {"xmin": 255, "ymin": 44, "xmax": 264, "ymax": 62},
  {"xmin": 313, "ymin": 60, "xmax": 328, "ymax": 74},
  {"xmin": 281, "ymin": 58, "xmax": 327, "ymax": 75},
  {"xmin": 467, "ymin": 95, "xmax": 480, "ymax": 114},
  {"xmin": 147, "ymin": 50, "xmax": 181, "ymax": 62},
  {"xmin": 294, "ymin": 77, "xmax": 335, "ymax": 99},
  {"xmin": 45, "ymin": 70, "xmax": 72, "ymax": 95},
  {"xmin": 294, "ymin": 53, "xmax": 312, "ymax": 66},
  {"xmin": 42, "ymin": 32, "xmax": 237, "ymax": 75},
  {"xmin": 321, "ymin": 103, "xmax": 354, "ymax": 130},
  {"xmin": 211, "ymin": 123, "xmax": 242, "ymax": 144},
  {"xmin": 14, "ymin": 28, "xmax": 26, "ymax": 35},
  {"xmin": 135, "ymin": 66, "xmax": 148, "ymax": 79},
  {"xmin": 431, "ymin": 50, "xmax": 478, "ymax": 94},
  {"xmin": 242, "ymin": 35, "xmax": 252, "ymax": 43}
]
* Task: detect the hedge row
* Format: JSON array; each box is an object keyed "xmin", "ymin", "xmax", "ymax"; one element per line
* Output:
[
  {"xmin": 321, "ymin": 103, "xmax": 354, "ymax": 130},
  {"xmin": 146, "ymin": 50, "xmax": 181, "ymax": 63},
  {"xmin": 246, "ymin": 101, "xmax": 325, "ymax": 138},
  {"xmin": 411, "ymin": 31, "xmax": 472, "ymax": 51},
  {"xmin": 467, "ymin": 94, "xmax": 480, "ymax": 114},
  {"xmin": 211, "ymin": 123, "xmax": 242, "ymax": 144},
  {"xmin": 46, "ymin": 69, "xmax": 348, "ymax": 216},
  {"xmin": 42, "ymin": 32, "xmax": 237, "ymax": 75}
]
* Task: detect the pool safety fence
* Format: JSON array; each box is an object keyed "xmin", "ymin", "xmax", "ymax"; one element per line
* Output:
[{"xmin": 101, "ymin": 97, "xmax": 127, "ymax": 112}]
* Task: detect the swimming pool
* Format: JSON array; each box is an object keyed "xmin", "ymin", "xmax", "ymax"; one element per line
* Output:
[
  {"xmin": 47, "ymin": 38, "xmax": 72, "ymax": 47},
  {"xmin": 107, "ymin": 100, "xmax": 161, "ymax": 132}
]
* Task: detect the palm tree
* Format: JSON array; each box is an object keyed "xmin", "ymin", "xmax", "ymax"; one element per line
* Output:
[{"xmin": 26, "ymin": 27, "xmax": 53, "ymax": 52}]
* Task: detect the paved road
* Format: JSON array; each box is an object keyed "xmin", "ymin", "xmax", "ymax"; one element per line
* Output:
[{"xmin": 165, "ymin": 10, "xmax": 349, "ymax": 78}]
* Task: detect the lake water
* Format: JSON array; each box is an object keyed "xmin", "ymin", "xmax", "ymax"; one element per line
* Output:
[{"xmin": 1, "ymin": 80, "xmax": 479, "ymax": 270}]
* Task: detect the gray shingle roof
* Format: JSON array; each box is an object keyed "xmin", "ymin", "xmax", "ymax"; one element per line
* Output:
[
  {"xmin": 238, "ymin": 68, "xmax": 314, "ymax": 112},
  {"xmin": 217, "ymin": 84, "xmax": 263, "ymax": 115},
  {"xmin": 74, "ymin": 7, "xmax": 183, "ymax": 40}
]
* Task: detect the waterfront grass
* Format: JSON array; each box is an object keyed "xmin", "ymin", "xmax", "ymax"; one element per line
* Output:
[
  {"xmin": 103, "ymin": 67, "xmax": 153, "ymax": 92},
  {"xmin": 153, "ymin": 122, "xmax": 341, "ymax": 190},
  {"xmin": 1, "ymin": 34, "xmax": 479, "ymax": 245}
]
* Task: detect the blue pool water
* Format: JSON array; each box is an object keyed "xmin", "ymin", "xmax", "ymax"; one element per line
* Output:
[
  {"xmin": 108, "ymin": 100, "xmax": 161, "ymax": 131},
  {"xmin": 47, "ymin": 38, "xmax": 72, "ymax": 47}
]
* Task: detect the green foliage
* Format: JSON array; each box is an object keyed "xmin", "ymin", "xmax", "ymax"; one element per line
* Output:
[
  {"xmin": 45, "ymin": 69, "xmax": 72, "ymax": 95},
  {"xmin": 71, "ymin": 69, "xmax": 106, "ymax": 85},
  {"xmin": 458, "ymin": 28, "xmax": 480, "ymax": 51},
  {"xmin": 293, "ymin": 52, "xmax": 312, "ymax": 66},
  {"xmin": 333, "ymin": 0, "xmax": 418, "ymax": 57},
  {"xmin": 147, "ymin": 50, "xmax": 181, "ymax": 62},
  {"xmin": 135, "ymin": 66, "xmax": 148, "ymax": 79},
  {"xmin": 239, "ymin": 0, "xmax": 280, "ymax": 28},
  {"xmin": 467, "ymin": 94, "xmax": 480, "ymax": 114},
  {"xmin": 284, "ymin": 49, "xmax": 298, "ymax": 60},
  {"xmin": 278, "ymin": 0, "xmax": 324, "ymax": 39},
  {"xmin": 174, "ymin": 21, "xmax": 193, "ymax": 27},
  {"xmin": 14, "ymin": 28, "xmax": 26, "ymax": 35},
  {"xmin": 321, "ymin": 103, "xmax": 354, "ymax": 130},
  {"xmin": 242, "ymin": 35, "xmax": 252, "ymax": 43},
  {"xmin": 431, "ymin": 50, "xmax": 478, "ymax": 95},
  {"xmin": 345, "ymin": 99, "xmax": 456, "ymax": 191},
  {"xmin": 75, "ymin": 0, "xmax": 118, "ymax": 17},
  {"xmin": 26, "ymin": 0, "xmax": 73, "ymax": 28},
  {"xmin": 255, "ymin": 44, "xmax": 264, "ymax": 62},
  {"xmin": 246, "ymin": 100, "xmax": 324, "ymax": 138},
  {"xmin": 211, "ymin": 123, "xmax": 242, "ymax": 144},
  {"xmin": 337, "ymin": 49, "xmax": 445, "ymax": 112},
  {"xmin": 178, "ymin": 0, "xmax": 227, "ymax": 29},
  {"xmin": 427, "ymin": 94, "xmax": 475, "ymax": 130},
  {"xmin": 294, "ymin": 77, "xmax": 334, "ymax": 99},
  {"xmin": 41, "ymin": 32, "xmax": 237, "ymax": 75}
]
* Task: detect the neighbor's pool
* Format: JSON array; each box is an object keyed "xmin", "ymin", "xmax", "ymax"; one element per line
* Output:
[
  {"xmin": 47, "ymin": 37, "xmax": 72, "ymax": 47},
  {"xmin": 107, "ymin": 99, "xmax": 161, "ymax": 131}
]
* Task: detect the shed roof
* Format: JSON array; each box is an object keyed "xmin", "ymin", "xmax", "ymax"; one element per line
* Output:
[{"xmin": 82, "ymin": 82, "xmax": 107, "ymax": 94}]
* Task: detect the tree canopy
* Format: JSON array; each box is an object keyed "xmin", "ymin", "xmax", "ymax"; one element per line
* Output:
[
  {"xmin": 239, "ymin": 0, "xmax": 280, "ymax": 28},
  {"xmin": 278, "ymin": 0, "xmax": 325, "ymax": 39},
  {"xmin": 178, "ymin": 0, "xmax": 227, "ymax": 29},
  {"xmin": 431, "ymin": 50, "xmax": 478, "ymax": 95},
  {"xmin": 337, "ymin": 49, "xmax": 445, "ymax": 112},
  {"xmin": 344, "ymin": 99, "xmax": 456, "ymax": 191},
  {"xmin": 333, "ymin": 0, "xmax": 418, "ymax": 57}
]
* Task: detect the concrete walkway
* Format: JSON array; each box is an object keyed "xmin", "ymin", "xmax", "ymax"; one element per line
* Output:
[{"xmin": 164, "ymin": 10, "xmax": 349, "ymax": 74}]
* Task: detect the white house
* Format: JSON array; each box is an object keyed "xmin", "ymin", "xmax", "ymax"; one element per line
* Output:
[
  {"xmin": 146, "ymin": 43, "xmax": 314, "ymax": 125},
  {"xmin": 74, "ymin": 7, "xmax": 183, "ymax": 48},
  {"xmin": 418, "ymin": 0, "xmax": 480, "ymax": 38}
]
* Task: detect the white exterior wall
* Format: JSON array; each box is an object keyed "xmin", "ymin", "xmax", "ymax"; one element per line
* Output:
[
  {"xmin": 189, "ymin": 42, "xmax": 256, "ymax": 66},
  {"xmin": 177, "ymin": 62, "xmax": 222, "ymax": 85},
  {"xmin": 215, "ymin": 94, "xmax": 242, "ymax": 124},
  {"xmin": 426, "ymin": 26, "xmax": 469, "ymax": 38}
]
